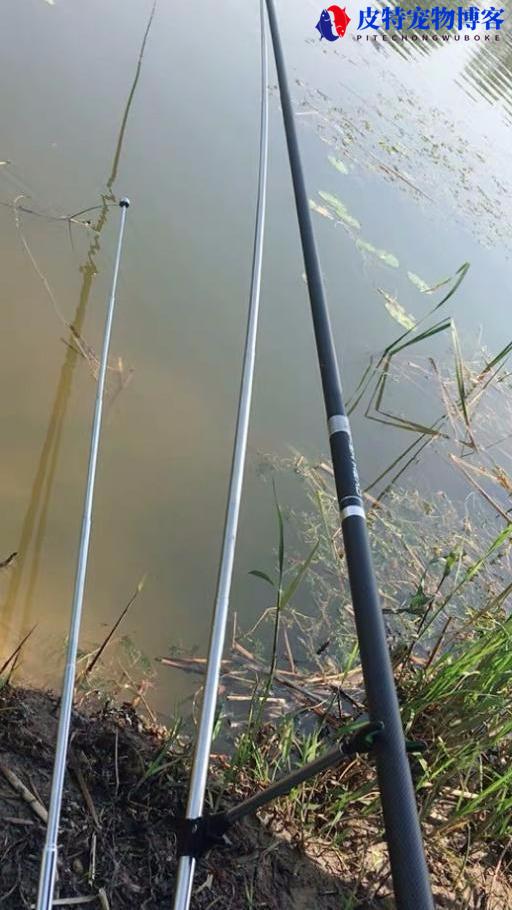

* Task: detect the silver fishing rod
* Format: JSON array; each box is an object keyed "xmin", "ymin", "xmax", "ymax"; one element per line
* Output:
[
  {"xmin": 172, "ymin": 4, "xmax": 269, "ymax": 908},
  {"xmin": 36, "ymin": 198, "xmax": 130, "ymax": 910}
]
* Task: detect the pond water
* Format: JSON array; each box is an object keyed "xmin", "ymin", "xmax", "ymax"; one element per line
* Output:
[{"xmin": 0, "ymin": 0, "xmax": 511, "ymax": 715}]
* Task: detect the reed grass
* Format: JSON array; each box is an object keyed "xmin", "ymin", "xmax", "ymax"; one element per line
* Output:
[{"xmin": 225, "ymin": 327, "xmax": 512, "ymax": 897}]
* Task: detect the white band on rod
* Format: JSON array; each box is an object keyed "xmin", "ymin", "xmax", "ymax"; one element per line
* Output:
[
  {"xmin": 341, "ymin": 505, "xmax": 366, "ymax": 522},
  {"xmin": 328, "ymin": 414, "xmax": 351, "ymax": 436}
]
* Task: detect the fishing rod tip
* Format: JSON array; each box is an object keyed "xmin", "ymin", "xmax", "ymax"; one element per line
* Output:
[{"xmin": 119, "ymin": 197, "xmax": 131, "ymax": 208}]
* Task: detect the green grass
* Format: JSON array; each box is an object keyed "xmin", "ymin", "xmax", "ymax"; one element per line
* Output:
[{"xmin": 223, "ymin": 326, "xmax": 512, "ymax": 897}]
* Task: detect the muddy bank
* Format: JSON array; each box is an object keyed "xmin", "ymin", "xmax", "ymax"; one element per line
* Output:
[
  {"xmin": 0, "ymin": 684, "xmax": 510, "ymax": 909},
  {"xmin": 0, "ymin": 685, "xmax": 378, "ymax": 909}
]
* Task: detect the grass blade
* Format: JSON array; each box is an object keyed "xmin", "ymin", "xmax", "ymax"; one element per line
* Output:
[
  {"xmin": 451, "ymin": 320, "xmax": 471, "ymax": 431},
  {"xmin": 280, "ymin": 541, "xmax": 320, "ymax": 611}
]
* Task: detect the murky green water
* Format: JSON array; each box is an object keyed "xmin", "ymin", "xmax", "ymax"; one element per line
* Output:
[{"xmin": 1, "ymin": 0, "xmax": 511, "ymax": 714}]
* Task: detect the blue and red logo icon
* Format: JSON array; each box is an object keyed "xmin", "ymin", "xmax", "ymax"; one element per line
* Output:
[{"xmin": 315, "ymin": 6, "xmax": 352, "ymax": 39}]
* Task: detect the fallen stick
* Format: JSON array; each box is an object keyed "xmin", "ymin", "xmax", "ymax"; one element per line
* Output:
[
  {"xmin": 98, "ymin": 888, "xmax": 110, "ymax": 910},
  {"xmin": 0, "ymin": 761, "xmax": 48, "ymax": 823},
  {"xmin": 157, "ymin": 656, "xmax": 231, "ymax": 675},
  {"xmin": 160, "ymin": 644, "xmax": 360, "ymax": 722},
  {"xmin": 4, "ymin": 816, "xmax": 34, "ymax": 826},
  {"xmin": 30, "ymin": 898, "xmax": 96, "ymax": 908},
  {"xmin": 69, "ymin": 749, "xmax": 101, "ymax": 830},
  {"xmin": 232, "ymin": 642, "xmax": 360, "ymax": 717}
]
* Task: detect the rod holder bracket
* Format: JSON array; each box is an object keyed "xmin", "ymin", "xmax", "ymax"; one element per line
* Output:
[
  {"xmin": 174, "ymin": 722, "xmax": 385, "ymax": 860},
  {"xmin": 344, "ymin": 721, "xmax": 384, "ymax": 755},
  {"xmin": 405, "ymin": 739, "xmax": 427, "ymax": 755},
  {"xmin": 174, "ymin": 813, "xmax": 230, "ymax": 860}
]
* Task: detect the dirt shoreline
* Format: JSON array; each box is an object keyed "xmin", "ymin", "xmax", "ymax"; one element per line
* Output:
[
  {"xmin": 0, "ymin": 685, "xmax": 374, "ymax": 909},
  {"xmin": 0, "ymin": 684, "xmax": 510, "ymax": 909}
]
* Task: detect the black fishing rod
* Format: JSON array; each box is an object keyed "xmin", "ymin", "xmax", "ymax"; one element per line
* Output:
[{"xmin": 264, "ymin": 2, "xmax": 433, "ymax": 907}]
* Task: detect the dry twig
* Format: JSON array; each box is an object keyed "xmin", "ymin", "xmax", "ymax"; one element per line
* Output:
[{"xmin": 0, "ymin": 762, "xmax": 48, "ymax": 823}]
